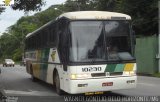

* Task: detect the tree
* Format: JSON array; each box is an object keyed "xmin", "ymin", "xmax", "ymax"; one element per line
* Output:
[
  {"xmin": 64, "ymin": 0, "xmax": 95, "ymax": 11},
  {"xmin": 115, "ymin": 0, "xmax": 158, "ymax": 36},
  {"xmin": 0, "ymin": 4, "xmax": 61, "ymax": 61},
  {"xmin": 91, "ymin": 0, "xmax": 116, "ymax": 11},
  {"xmin": 0, "ymin": 0, "xmax": 45, "ymax": 14},
  {"xmin": 0, "ymin": 0, "xmax": 158, "ymax": 61},
  {"xmin": 12, "ymin": 0, "xmax": 45, "ymax": 12},
  {"xmin": 81, "ymin": 0, "xmax": 158, "ymax": 36}
]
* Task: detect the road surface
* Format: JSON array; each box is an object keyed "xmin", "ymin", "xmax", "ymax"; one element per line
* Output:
[{"xmin": 0, "ymin": 65, "xmax": 160, "ymax": 102}]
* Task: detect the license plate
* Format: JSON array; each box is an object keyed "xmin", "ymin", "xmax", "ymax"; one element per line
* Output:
[
  {"xmin": 85, "ymin": 92, "xmax": 104, "ymax": 95},
  {"xmin": 102, "ymin": 82, "xmax": 113, "ymax": 86}
]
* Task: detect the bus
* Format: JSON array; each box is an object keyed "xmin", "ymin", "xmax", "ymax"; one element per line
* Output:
[{"xmin": 25, "ymin": 11, "xmax": 137, "ymax": 95}]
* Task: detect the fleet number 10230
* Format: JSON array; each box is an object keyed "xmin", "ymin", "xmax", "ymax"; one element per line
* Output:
[{"xmin": 82, "ymin": 67, "xmax": 102, "ymax": 72}]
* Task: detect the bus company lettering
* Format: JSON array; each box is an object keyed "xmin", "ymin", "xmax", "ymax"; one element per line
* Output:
[{"xmin": 82, "ymin": 67, "xmax": 102, "ymax": 72}]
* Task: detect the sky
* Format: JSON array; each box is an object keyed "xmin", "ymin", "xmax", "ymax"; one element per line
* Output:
[{"xmin": 0, "ymin": 0, "xmax": 66, "ymax": 34}]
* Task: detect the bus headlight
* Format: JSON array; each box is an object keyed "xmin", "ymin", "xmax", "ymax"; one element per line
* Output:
[
  {"xmin": 71, "ymin": 74, "xmax": 90, "ymax": 79},
  {"xmin": 123, "ymin": 71, "xmax": 136, "ymax": 76}
]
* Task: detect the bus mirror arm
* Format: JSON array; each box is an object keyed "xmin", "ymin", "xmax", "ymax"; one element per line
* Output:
[
  {"xmin": 63, "ymin": 61, "xmax": 68, "ymax": 71},
  {"xmin": 132, "ymin": 30, "xmax": 136, "ymax": 45}
]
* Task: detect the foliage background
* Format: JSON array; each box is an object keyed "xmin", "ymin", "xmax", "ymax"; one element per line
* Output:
[{"xmin": 0, "ymin": 0, "xmax": 158, "ymax": 62}]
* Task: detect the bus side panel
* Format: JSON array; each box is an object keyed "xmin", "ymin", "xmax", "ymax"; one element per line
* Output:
[
  {"xmin": 46, "ymin": 64, "xmax": 55, "ymax": 84},
  {"xmin": 25, "ymin": 51, "xmax": 37, "ymax": 75},
  {"xmin": 46, "ymin": 48, "xmax": 61, "ymax": 84},
  {"xmin": 39, "ymin": 48, "xmax": 50, "ymax": 81},
  {"xmin": 31, "ymin": 50, "xmax": 41, "ymax": 79},
  {"xmin": 26, "ymin": 48, "xmax": 64, "ymax": 89},
  {"xmin": 26, "ymin": 49, "xmax": 50, "ymax": 81},
  {"xmin": 46, "ymin": 64, "xmax": 64, "ymax": 88},
  {"xmin": 62, "ymin": 66, "xmax": 77, "ymax": 93},
  {"xmin": 26, "ymin": 60, "xmax": 31, "ymax": 74},
  {"xmin": 48, "ymin": 48, "xmax": 60, "ymax": 63},
  {"xmin": 32, "ymin": 63, "xmax": 40, "ymax": 78}
]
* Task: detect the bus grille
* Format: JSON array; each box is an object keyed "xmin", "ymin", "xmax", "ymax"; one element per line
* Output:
[
  {"xmin": 110, "ymin": 72, "xmax": 123, "ymax": 76},
  {"xmin": 91, "ymin": 73, "xmax": 106, "ymax": 77}
]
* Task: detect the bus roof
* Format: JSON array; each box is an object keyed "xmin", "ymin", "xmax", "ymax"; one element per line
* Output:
[
  {"xmin": 58, "ymin": 11, "xmax": 131, "ymax": 20},
  {"xmin": 26, "ymin": 11, "xmax": 131, "ymax": 38},
  {"xmin": 26, "ymin": 20, "xmax": 53, "ymax": 38}
]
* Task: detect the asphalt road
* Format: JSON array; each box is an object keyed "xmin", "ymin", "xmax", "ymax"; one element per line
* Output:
[{"xmin": 0, "ymin": 65, "xmax": 160, "ymax": 102}]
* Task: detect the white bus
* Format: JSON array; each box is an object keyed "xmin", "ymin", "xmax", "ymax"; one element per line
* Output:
[{"xmin": 25, "ymin": 11, "xmax": 137, "ymax": 95}]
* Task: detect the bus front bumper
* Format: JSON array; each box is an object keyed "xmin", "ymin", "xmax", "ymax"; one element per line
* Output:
[{"xmin": 67, "ymin": 76, "xmax": 137, "ymax": 94}]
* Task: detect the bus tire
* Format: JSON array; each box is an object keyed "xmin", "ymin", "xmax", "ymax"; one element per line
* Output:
[{"xmin": 55, "ymin": 72, "xmax": 63, "ymax": 95}]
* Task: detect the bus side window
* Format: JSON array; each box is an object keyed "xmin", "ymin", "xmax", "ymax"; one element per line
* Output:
[
  {"xmin": 49, "ymin": 23, "xmax": 57, "ymax": 47},
  {"xmin": 46, "ymin": 28, "xmax": 50, "ymax": 46}
]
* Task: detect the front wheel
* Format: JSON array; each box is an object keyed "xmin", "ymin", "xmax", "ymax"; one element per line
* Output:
[{"xmin": 55, "ymin": 72, "xmax": 63, "ymax": 95}]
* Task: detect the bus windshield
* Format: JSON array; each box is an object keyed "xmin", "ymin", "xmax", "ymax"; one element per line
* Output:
[{"xmin": 69, "ymin": 21, "xmax": 134, "ymax": 62}]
